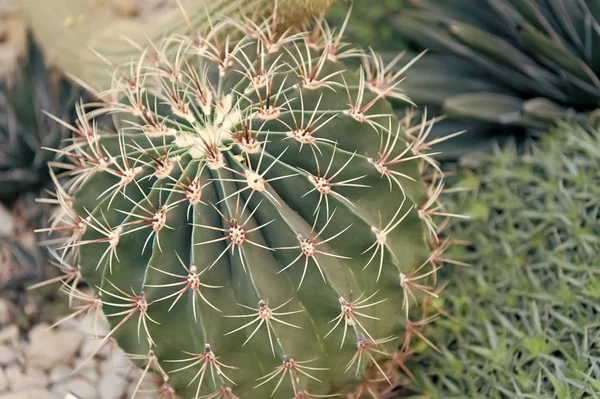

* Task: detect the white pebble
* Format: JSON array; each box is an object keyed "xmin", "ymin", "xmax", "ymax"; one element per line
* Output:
[
  {"xmin": 0, "ymin": 388, "xmax": 56, "ymax": 399},
  {"xmin": 4, "ymin": 365, "xmax": 48, "ymax": 391},
  {"xmin": 51, "ymin": 377, "xmax": 97, "ymax": 399},
  {"xmin": 26, "ymin": 325, "xmax": 83, "ymax": 371},
  {"xmin": 0, "ymin": 369, "xmax": 8, "ymax": 392},
  {"xmin": 0, "ymin": 346, "xmax": 16, "ymax": 366},
  {"xmin": 0, "ymin": 326, "xmax": 18, "ymax": 345},
  {"xmin": 97, "ymin": 372, "xmax": 127, "ymax": 399}
]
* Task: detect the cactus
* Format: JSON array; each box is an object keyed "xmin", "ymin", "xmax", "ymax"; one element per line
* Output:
[
  {"xmin": 39, "ymin": 10, "xmax": 460, "ymax": 399},
  {"xmin": 410, "ymin": 123, "xmax": 600, "ymax": 398},
  {"xmin": 20, "ymin": 0, "xmax": 337, "ymax": 91}
]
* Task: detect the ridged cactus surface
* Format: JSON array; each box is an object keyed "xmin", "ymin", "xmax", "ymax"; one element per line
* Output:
[{"xmin": 44, "ymin": 13, "xmax": 455, "ymax": 399}]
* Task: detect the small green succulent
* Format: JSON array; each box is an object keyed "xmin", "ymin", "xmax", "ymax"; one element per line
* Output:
[
  {"xmin": 36, "ymin": 9, "xmax": 461, "ymax": 399},
  {"xmin": 410, "ymin": 122, "xmax": 600, "ymax": 398}
]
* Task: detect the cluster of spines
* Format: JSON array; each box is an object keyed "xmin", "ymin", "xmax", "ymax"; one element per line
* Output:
[{"xmin": 31, "ymin": 5, "xmax": 465, "ymax": 399}]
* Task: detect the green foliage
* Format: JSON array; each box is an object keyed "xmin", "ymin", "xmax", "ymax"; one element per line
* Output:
[
  {"xmin": 411, "ymin": 122, "xmax": 600, "ymax": 398},
  {"xmin": 393, "ymin": 0, "xmax": 600, "ymax": 155},
  {"xmin": 42, "ymin": 14, "xmax": 453, "ymax": 399}
]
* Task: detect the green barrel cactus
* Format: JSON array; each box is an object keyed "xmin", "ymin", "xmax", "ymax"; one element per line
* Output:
[{"xmin": 40, "ymin": 10, "xmax": 459, "ymax": 399}]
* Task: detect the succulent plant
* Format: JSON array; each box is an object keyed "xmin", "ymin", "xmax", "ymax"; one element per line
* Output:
[
  {"xmin": 392, "ymin": 0, "xmax": 600, "ymax": 154},
  {"xmin": 0, "ymin": 41, "xmax": 80, "ymax": 288},
  {"xmin": 409, "ymin": 122, "xmax": 600, "ymax": 398},
  {"xmin": 36, "ymin": 8, "xmax": 462, "ymax": 399},
  {"xmin": 0, "ymin": 43, "xmax": 77, "ymax": 201},
  {"xmin": 20, "ymin": 0, "xmax": 337, "ymax": 91}
]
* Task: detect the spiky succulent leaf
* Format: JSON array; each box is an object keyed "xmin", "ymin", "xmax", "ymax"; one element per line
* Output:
[
  {"xmin": 42, "ymin": 13, "xmax": 455, "ymax": 399},
  {"xmin": 392, "ymin": 0, "xmax": 600, "ymax": 153},
  {"xmin": 411, "ymin": 123, "xmax": 600, "ymax": 398},
  {"xmin": 0, "ymin": 43, "xmax": 78, "ymax": 201}
]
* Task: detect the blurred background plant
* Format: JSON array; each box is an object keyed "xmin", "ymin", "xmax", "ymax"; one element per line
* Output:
[
  {"xmin": 0, "ymin": 5, "xmax": 80, "ymax": 291},
  {"xmin": 327, "ymin": 0, "xmax": 411, "ymax": 50},
  {"xmin": 0, "ymin": 0, "xmax": 27, "ymax": 83},
  {"xmin": 392, "ymin": 0, "xmax": 600, "ymax": 157},
  {"xmin": 408, "ymin": 122, "xmax": 600, "ymax": 398}
]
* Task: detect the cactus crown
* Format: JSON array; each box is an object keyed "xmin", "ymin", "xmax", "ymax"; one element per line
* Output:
[{"xmin": 41, "ymin": 8, "xmax": 457, "ymax": 399}]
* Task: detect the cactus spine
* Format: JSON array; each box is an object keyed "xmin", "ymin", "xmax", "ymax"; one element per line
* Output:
[
  {"xmin": 39, "ymin": 9, "xmax": 459, "ymax": 399},
  {"xmin": 20, "ymin": 0, "xmax": 338, "ymax": 90}
]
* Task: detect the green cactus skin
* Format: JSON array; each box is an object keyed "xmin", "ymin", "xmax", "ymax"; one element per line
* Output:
[{"xmin": 43, "ymin": 13, "xmax": 456, "ymax": 399}]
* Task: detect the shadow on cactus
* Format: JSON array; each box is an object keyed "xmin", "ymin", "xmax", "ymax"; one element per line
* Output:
[{"xmin": 35, "ymin": 10, "xmax": 463, "ymax": 399}]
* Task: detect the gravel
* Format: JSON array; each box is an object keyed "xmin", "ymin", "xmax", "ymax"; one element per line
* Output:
[{"xmin": 0, "ymin": 311, "xmax": 161, "ymax": 399}]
